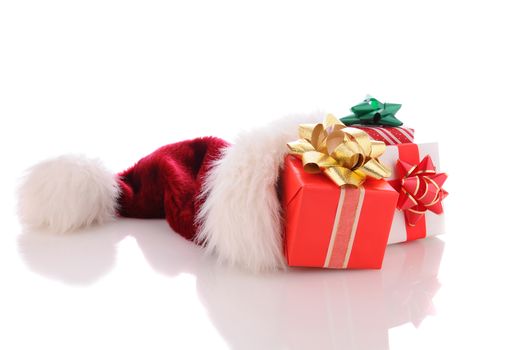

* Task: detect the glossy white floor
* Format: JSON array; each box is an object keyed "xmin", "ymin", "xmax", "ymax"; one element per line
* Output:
[{"xmin": 1, "ymin": 1, "xmax": 526, "ymax": 349}]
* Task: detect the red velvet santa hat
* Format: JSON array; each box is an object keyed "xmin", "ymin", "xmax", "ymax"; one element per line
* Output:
[{"xmin": 17, "ymin": 112, "xmax": 324, "ymax": 272}]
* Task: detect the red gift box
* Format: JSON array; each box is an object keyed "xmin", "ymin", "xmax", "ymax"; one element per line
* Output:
[{"xmin": 281, "ymin": 155, "xmax": 399, "ymax": 269}]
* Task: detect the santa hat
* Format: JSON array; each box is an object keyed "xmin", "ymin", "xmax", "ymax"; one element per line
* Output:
[{"xmin": 17, "ymin": 112, "xmax": 324, "ymax": 272}]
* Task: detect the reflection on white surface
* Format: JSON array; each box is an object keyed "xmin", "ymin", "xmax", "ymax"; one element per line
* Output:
[{"xmin": 18, "ymin": 219, "xmax": 443, "ymax": 350}]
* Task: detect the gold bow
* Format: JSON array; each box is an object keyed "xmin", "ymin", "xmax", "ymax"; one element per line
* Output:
[{"xmin": 287, "ymin": 114, "xmax": 391, "ymax": 187}]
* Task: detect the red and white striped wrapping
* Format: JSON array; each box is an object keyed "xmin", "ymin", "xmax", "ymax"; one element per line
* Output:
[
  {"xmin": 354, "ymin": 126, "xmax": 415, "ymax": 145},
  {"xmin": 379, "ymin": 142, "xmax": 446, "ymax": 244}
]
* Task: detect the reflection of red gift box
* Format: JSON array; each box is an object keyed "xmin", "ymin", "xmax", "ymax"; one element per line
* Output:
[
  {"xmin": 379, "ymin": 143, "xmax": 446, "ymax": 244},
  {"xmin": 281, "ymin": 155, "xmax": 399, "ymax": 269},
  {"xmin": 282, "ymin": 238, "xmax": 444, "ymax": 350}
]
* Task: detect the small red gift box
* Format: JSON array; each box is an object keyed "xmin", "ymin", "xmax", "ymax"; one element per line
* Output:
[{"xmin": 281, "ymin": 155, "xmax": 399, "ymax": 269}]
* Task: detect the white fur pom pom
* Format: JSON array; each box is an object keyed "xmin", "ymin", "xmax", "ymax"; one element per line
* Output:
[
  {"xmin": 196, "ymin": 112, "xmax": 324, "ymax": 272},
  {"xmin": 17, "ymin": 155, "xmax": 119, "ymax": 233}
]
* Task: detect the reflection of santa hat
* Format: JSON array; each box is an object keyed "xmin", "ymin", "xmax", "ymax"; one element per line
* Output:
[{"xmin": 18, "ymin": 113, "xmax": 323, "ymax": 272}]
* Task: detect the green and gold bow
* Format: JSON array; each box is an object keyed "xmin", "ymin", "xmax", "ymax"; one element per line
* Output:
[
  {"xmin": 340, "ymin": 97, "xmax": 403, "ymax": 127},
  {"xmin": 287, "ymin": 114, "xmax": 392, "ymax": 187}
]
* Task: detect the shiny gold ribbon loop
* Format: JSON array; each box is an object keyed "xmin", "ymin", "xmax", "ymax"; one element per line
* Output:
[
  {"xmin": 286, "ymin": 114, "xmax": 392, "ymax": 187},
  {"xmin": 287, "ymin": 139, "xmax": 315, "ymax": 156},
  {"xmin": 302, "ymin": 151, "xmax": 339, "ymax": 173}
]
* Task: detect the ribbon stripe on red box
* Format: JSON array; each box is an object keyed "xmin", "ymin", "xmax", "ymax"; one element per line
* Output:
[{"xmin": 324, "ymin": 186, "xmax": 365, "ymax": 268}]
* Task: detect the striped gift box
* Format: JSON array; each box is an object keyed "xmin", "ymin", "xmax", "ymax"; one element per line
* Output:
[{"xmin": 353, "ymin": 126, "xmax": 414, "ymax": 145}]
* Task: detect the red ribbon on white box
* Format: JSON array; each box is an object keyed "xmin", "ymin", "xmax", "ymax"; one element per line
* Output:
[{"xmin": 379, "ymin": 143, "xmax": 446, "ymax": 244}]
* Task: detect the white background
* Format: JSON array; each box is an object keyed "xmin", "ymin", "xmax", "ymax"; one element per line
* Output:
[{"xmin": 1, "ymin": 1, "xmax": 526, "ymax": 349}]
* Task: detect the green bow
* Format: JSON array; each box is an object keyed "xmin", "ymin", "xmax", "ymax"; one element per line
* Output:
[{"xmin": 340, "ymin": 97, "xmax": 403, "ymax": 127}]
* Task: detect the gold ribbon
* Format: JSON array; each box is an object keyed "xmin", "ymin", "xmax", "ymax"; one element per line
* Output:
[{"xmin": 287, "ymin": 114, "xmax": 391, "ymax": 187}]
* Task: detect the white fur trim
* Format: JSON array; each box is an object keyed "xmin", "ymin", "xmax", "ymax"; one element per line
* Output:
[
  {"xmin": 196, "ymin": 112, "xmax": 325, "ymax": 272},
  {"xmin": 17, "ymin": 155, "xmax": 119, "ymax": 233}
]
